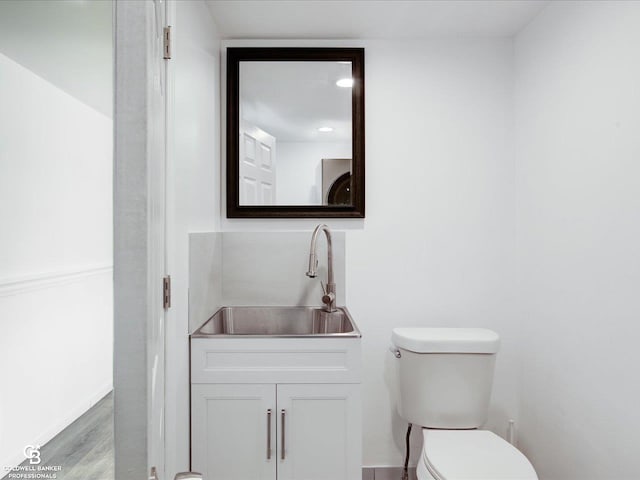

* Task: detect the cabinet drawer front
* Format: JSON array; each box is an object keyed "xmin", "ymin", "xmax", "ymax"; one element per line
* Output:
[{"xmin": 191, "ymin": 338, "xmax": 361, "ymax": 384}]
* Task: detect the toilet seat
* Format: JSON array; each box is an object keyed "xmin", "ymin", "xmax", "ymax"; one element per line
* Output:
[{"xmin": 419, "ymin": 429, "xmax": 538, "ymax": 480}]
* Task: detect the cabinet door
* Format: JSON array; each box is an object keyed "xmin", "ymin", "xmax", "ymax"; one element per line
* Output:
[
  {"xmin": 191, "ymin": 384, "xmax": 277, "ymax": 480},
  {"xmin": 276, "ymin": 384, "xmax": 362, "ymax": 480}
]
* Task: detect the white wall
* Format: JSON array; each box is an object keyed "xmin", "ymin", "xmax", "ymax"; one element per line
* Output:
[
  {"xmin": 277, "ymin": 142, "xmax": 351, "ymax": 204},
  {"xmin": 189, "ymin": 233, "xmax": 223, "ymax": 333},
  {"xmin": 165, "ymin": 1, "xmax": 221, "ymax": 477},
  {"xmin": 514, "ymin": 2, "xmax": 640, "ymax": 479},
  {"xmin": 353, "ymin": 38, "xmax": 516, "ymax": 467},
  {"xmin": 0, "ymin": 0, "xmax": 112, "ymax": 116},
  {"xmin": 219, "ymin": 38, "xmax": 517, "ymax": 467},
  {"xmin": 0, "ymin": 52, "xmax": 112, "ymax": 469}
]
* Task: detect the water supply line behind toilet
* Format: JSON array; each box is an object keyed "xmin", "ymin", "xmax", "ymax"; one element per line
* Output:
[{"xmin": 402, "ymin": 423, "xmax": 412, "ymax": 480}]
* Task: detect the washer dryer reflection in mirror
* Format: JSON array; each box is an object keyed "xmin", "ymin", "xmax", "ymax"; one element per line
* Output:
[{"xmin": 322, "ymin": 158, "xmax": 352, "ymax": 205}]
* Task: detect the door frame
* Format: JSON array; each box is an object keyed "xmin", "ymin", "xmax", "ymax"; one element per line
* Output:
[{"xmin": 113, "ymin": 1, "xmax": 167, "ymax": 478}]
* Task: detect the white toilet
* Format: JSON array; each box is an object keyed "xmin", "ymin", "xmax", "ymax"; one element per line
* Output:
[{"xmin": 391, "ymin": 328, "xmax": 538, "ymax": 480}]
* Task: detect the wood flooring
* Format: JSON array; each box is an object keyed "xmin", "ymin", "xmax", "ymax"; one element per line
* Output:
[{"xmin": 3, "ymin": 392, "xmax": 114, "ymax": 480}]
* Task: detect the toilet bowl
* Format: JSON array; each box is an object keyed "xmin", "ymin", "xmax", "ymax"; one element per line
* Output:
[
  {"xmin": 391, "ymin": 327, "xmax": 538, "ymax": 480},
  {"xmin": 417, "ymin": 429, "xmax": 537, "ymax": 480}
]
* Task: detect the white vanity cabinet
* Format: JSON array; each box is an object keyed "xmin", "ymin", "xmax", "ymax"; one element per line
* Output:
[{"xmin": 190, "ymin": 337, "xmax": 362, "ymax": 480}]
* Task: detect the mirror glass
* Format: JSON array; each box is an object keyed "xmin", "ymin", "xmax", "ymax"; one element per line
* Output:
[
  {"xmin": 227, "ymin": 48, "xmax": 365, "ymax": 218},
  {"xmin": 239, "ymin": 61, "xmax": 352, "ymax": 206}
]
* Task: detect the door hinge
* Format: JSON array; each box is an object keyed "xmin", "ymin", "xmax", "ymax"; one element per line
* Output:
[
  {"xmin": 163, "ymin": 276, "xmax": 171, "ymax": 309},
  {"xmin": 163, "ymin": 26, "xmax": 172, "ymax": 59}
]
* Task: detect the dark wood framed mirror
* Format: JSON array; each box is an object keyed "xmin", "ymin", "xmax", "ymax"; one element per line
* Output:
[{"xmin": 226, "ymin": 47, "xmax": 365, "ymax": 218}]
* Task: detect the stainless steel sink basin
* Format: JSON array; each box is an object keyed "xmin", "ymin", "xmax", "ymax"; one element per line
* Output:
[{"xmin": 191, "ymin": 306, "xmax": 361, "ymax": 338}]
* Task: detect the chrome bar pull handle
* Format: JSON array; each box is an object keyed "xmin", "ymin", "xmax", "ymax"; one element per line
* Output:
[
  {"xmin": 267, "ymin": 409, "xmax": 272, "ymax": 459},
  {"xmin": 281, "ymin": 409, "xmax": 286, "ymax": 460}
]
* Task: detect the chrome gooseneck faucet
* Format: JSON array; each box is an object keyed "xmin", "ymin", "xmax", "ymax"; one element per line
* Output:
[{"xmin": 306, "ymin": 224, "xmax": 337, "ymax": 312}]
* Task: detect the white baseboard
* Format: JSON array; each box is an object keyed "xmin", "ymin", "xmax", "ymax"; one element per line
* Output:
[{"xmin": 0, "ymin": 382, "xmax": 113, "ymax": 472}]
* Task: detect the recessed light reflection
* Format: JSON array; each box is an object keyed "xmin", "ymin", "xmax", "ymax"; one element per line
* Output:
[
  {"xmin": 336, "ymin": 78, "xmax": 354, "ymax": 88},
  {"xmin": 318, "ymin": 127, "xmax": 334, "ymax": 132}
]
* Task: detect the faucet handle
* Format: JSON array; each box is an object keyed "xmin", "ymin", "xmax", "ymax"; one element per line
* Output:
[
  {"xmin": 320, "ymin": 281, "xmax": 335, "ymax": 308},
  {"xmin": 322, "ymin": 291, "xmax": 336, "ymax": 306}
]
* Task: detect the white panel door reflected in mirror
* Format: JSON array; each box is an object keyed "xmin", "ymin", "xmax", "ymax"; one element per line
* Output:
[
  {"xmin": 239, "ymin": 61, "xmax": 352, "ymax": 206},
  {"xmin": 239, "ymin": 120, "xmax": 276, "ymax": 205}
]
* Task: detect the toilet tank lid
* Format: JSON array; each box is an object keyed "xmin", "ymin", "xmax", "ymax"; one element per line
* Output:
[{"xmin": 392, "ymin": 328, "xmax": 500, "ymax": 353}]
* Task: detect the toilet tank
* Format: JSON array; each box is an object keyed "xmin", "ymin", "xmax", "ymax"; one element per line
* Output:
[{"xmin": 391, "ymin": 328, "xmax": 500, "ymax": 429}]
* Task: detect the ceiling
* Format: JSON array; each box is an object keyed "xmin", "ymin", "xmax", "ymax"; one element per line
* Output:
[
  {"xmin": 241, "ymin": 61, "xmax": 352, "ymax": 143},
  {"xmin": 207, "ymin": 0, "xmax": 549, "ymax": 39}
]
